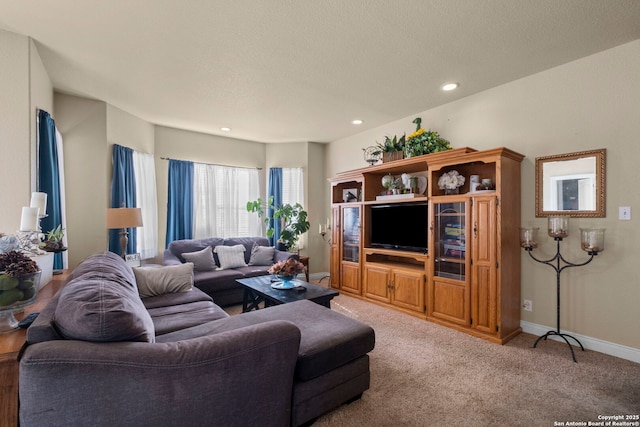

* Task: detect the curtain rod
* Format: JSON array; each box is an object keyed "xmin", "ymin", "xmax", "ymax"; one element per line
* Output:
[{"xmin": 160, "ymin": 157, "xmax": 262, "ymax": 170}]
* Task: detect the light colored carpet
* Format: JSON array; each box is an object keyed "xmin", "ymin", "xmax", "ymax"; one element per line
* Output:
[
  {"xmin": 225, "ymin": 293, "xmax": 640, "ymax": 426},
  {"xmin": 317, "ymin": 295, "xmax": 640, "ymax": 427}
]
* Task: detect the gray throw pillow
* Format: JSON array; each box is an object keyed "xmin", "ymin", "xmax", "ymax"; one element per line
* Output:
[
  {"xmin": 133, "ymin": 263, "xmax": 194, "ymax": 298},
  {"xmin": 181, "ymin": 246, "xmax": 217, "ymax": 271},
  {"xmin": 248, "ymin": 243, "xmax": 276, "ymax": 266},
  {"xmin": 54, "ymin": 271, "xmax": 155, "ymax": 343}
]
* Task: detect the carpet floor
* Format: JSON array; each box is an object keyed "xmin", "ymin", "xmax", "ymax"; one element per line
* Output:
[{"xmin": 309, "ymin": 294, "xmax": 640, "ymax": 427}]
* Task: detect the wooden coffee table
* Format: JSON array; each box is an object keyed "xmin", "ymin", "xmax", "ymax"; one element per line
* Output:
[{"xmin": 237, "ymin": 276, "xmax": 339, "ymax": 312}]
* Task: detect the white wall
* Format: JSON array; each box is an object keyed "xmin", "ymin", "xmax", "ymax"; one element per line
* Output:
[
  {"xmin": 265, "ymin": 141, "xmax": 327, "ymax": 272},
  {"xmin": 0, "ymin": 30, "xmax": 32, "ymax": 233},
  {"xmin": 326, "ymin": 40, "xmax": 640, "ymax": 350},
  {"xmin": 54, "ymin": 94, "xmax": 109, "ymax": 267},
  {"xmin": 0, "ymin": 30, "xmax": 53, "ymax": 235}
]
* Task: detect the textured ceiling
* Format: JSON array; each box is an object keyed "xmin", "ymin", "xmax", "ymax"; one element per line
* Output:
[{"xmin": 1, "ymin": 0, "xmax": 639, "ymax": 143}]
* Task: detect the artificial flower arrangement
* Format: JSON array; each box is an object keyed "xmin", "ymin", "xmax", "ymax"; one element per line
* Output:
[
  {"xmin": 404, "ymin": 117, "xmax": 452, "ymax": 157},
  {"xmin": 268, "ymin": 258, "xmax": 306, "ymax": 277},
  {"xmin": 438, "ymin": 170, "xmax": 465, "ymax": 190}
]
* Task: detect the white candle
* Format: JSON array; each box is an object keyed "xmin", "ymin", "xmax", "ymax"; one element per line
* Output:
[
  {"xmin": 20, "ymin": 207, "xmax": 39, "ymax": 231},
  {"xmin": 30, "ymin": 192, "xmax": 47, "ymax": 217},
  {"xmin": 319, "ymin": 224, "xmax": 323, "ymax": 234}
]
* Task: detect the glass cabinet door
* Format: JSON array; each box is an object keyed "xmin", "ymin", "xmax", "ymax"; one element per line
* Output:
[
  {"xmin": 342, "ymin": 206, "xmax": 360, "ymax": 263},
  {"xmin": 433, "ymin": 201, "xmax": 467, "ymax": 281}
]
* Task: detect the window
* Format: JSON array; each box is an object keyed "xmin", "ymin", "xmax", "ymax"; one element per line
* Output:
[
  {"xmin": 282, "ymin": 167, "xmax": 304, "ymax": 207},
  {"xmin": 193, "ymin": 164, "xmax": 261, "ymax": 239},
  {"xmin": 282, "ymin": 167, "xmax": 306, "ymax": 248}
]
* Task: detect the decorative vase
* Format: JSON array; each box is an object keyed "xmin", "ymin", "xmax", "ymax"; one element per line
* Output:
[{"xmin": 445, "ymin": 188, "xmax": 460, "ymax": 195}]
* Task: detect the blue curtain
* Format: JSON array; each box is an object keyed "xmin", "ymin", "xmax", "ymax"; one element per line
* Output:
[
  {"xmin": 166, "ymin": 159, "xmax": 194, "ymax": 247},
  {"xmin": 109, "ymin": 144, "xmax": 137, "ymax": 255},
  {"xmin": 38, "ymin": 110, "xmax": 64, "ymax": 269},
  {"xmin": 267, "ymin": 168, "xmax": 283, "ymax": 246}
]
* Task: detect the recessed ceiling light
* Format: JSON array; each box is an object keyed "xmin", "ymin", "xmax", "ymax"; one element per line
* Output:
[
  {"xmin": 352, "ymin": 119, "xmax": 363, "ymax": 125},
  {"xmin": 442, "ymin": 83, "xmax": 459, "ymax": 92},
  {"xmin": 220, "ymin": 127, "xmax": 231, "ymax": 132},
  {"xmin": 442, "ymin": 83, "xmax": 459, "ymax": 91}
]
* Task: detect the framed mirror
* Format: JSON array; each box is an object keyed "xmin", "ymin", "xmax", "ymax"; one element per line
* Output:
[{"xmin": 535, "ymin": 148, "xmax": 606, "ymax": 217}]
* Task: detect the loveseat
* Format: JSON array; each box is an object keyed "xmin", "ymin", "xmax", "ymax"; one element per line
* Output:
[
  {"xmin": 19, "ymin": 252, "xmax": 375, "ymax": 426},
  {"xmin": 163, "ymin": 236, "xmax": 293, "ymax": 306}
]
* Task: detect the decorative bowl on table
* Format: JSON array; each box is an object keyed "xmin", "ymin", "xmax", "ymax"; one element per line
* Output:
[
  {"xmin": 272, "ymin": 274, "xmax": 297, "ymax": 289},
  {"xmin": 0, "ymin": 270, "xmax": 41, "ymax": 333},
  {"xmin": 0, "ymin": 251, "xmax": 42, "ymax": 333},
  {"xmin": 268, "ymin": 258, "xmax": 306, "ymax": 290}
]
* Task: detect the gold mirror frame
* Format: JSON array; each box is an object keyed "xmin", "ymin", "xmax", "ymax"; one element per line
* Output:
[{"xmin": 535, "ymin": 148, "xmax": 606, "ymax": 217}]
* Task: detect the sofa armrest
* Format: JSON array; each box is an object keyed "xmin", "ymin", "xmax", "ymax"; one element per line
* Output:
[
  {"xmin": 162, "ymin": 249, "xmax": 183, "ymax": 265},
  {"xmin": 20, "ymin": 320, "xmax": 301, "ymax": 427}
]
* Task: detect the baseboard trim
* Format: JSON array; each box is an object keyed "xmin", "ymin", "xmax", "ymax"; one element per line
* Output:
[
  {"xmin": 520, "ymin": 321, "xmax": 640, "ymax": 364},
  {"xmin": 309, "ymin": 272, "xmax": 330, "ymax": 281}
]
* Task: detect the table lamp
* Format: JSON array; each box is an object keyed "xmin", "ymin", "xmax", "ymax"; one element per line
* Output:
[{"xmin": 106, "ymin": 207, "xmax": 143, "ymax": 258}]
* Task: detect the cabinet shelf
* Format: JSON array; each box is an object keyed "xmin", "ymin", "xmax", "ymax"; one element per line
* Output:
[
  {"xmin": 363, "ymin": 247, "xmax": 428, "ymax": 261},
  {"xmin": 364, "ymin": 196, "xmax": 429, "ymax": 205},
  {"xmin": 366, "ymin": 260, "xmax": 424, "ymax": 273}
]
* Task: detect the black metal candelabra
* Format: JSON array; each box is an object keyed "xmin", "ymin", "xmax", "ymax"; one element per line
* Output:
[{"xmin": 524, "ymin": 237, "xmax": 598, "ymax": 362}]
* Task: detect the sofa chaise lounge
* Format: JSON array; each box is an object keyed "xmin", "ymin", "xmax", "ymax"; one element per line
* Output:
[{"xmin": 19, "ymin": 252, "xmax": 375, "ymax": 427}]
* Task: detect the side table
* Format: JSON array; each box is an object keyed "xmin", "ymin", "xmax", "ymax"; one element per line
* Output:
[{"xmin": 0, "ymin": 270, "xmax": 69, "ymax": 426}]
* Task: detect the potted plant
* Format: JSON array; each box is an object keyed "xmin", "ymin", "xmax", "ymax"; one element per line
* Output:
[
  {"xmin": 39, "ymin": 224, "xmax": 66, "ymax": 252},
  {"xmin": 372, "ymin": 134, "xmax": 406, "ymax": 163},
  {"xmin": 247, "ymin": 197, "xmax": 310, "ymax": 251},
  {"xmin": 404, "ymin": 117, "xmax": 452, "ymax": 157}
]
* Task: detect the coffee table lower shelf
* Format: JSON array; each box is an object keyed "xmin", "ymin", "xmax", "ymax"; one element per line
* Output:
[{"xmin": 236, "ymin": 276, "xmax": 339, "ymax": 313}]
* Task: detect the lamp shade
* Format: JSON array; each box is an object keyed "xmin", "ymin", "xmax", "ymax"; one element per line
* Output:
[{"xmin": 106, "ymin": 208, "xmax": 143, "ymax": 229}]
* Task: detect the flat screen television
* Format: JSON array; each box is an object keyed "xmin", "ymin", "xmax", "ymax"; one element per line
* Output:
[{"xmin": 370, "ymin": 203, "xmax": 428, "ymax": 253}]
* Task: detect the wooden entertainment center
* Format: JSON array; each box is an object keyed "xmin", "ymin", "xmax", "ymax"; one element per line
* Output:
[{"xmin": 329, "ymin": 147, "xmax": 525, "ymax": 344}]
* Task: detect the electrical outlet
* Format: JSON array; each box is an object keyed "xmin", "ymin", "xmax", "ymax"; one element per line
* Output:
[
  {"xmin": 619, "ymin": 206, "xmax": 631, "ymax": 220},
  {"xmin": 522, "ymin": 299, "xmax": 532, "ymax": 312}
]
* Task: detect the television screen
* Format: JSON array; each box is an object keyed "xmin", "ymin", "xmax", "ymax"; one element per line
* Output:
[{"xmin": 370, "ymin": 203, "xmax": 428, "ymax": 253}]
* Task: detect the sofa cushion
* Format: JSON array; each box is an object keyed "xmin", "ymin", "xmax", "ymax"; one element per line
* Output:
[
  {"xmin": 155, "ymin": 300, "xmax": 375, "ymax": 381},
  {"xmin": 148, "ymin": 301, "xmax": 230, "ymax": 336},
  {"xmin": 133, "ymin": 263, "xmax": 194, "ymax": 298},
  {"xmin": 142, "ymin": 286, "xmax": 214, "ymax": 309},
  {"xmin": 248, "ymin": 243, "xmax": 276, "ymax": 266},
  {"xmin": 214, "ymin": 245, "xmax": 247, "ymax": 269},
  {"xmin": 181, "ymin": 246, "xmax": 217, "ymax": 271},
  {"xmin": 235, "ymin": 265, "xmax": 272, "ymax": 278},
  {"xmin": 54, "ymin": 270, "xmax": 156, "ymax": 343}
]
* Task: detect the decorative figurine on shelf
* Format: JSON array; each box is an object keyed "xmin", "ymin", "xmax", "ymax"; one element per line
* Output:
[
  {"xmin": 363, "ymin": 146, "xmax": 382, "ymax": 166},
  {"xmin": 438, "ymin": 170, "xmax": 465, "ymax": 195}
]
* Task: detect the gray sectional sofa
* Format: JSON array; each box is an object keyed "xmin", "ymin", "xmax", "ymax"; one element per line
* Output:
[
  {"xmin": 163, "ymin": 236, "xmax": 293, "ymax": 306},
  {"xmin": 19, "ymin": 252, "xmax": 375, "ymax": 427}
]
